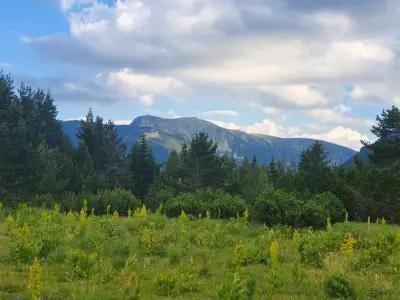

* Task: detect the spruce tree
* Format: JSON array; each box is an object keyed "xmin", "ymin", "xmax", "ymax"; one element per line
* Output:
[
  {"xmin": 130, "ymin": 135, "xmax": 158, "ymax": 199},
  {"xmin": 297, "ymin": 141, "xmax": 331, "ymax": 193},
  {"xmin": 362, "ymin": 105, "xmax": 400, "ymax": 165}
]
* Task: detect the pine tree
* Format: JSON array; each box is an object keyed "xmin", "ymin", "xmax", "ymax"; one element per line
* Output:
[
  {"xmin": 362, "ymin": 105, "xmax": 400, "ymax": 165},
  {"xmin": 184, "ymin": 132, "xmax": 221, "ymax": 190},
  {"xmin": 130, "ymin": 135, "xmax": 159, "ymax": 199},
  {"xmin": 297, "ymin": 141, "xmax": 331, "ymax": 193}
]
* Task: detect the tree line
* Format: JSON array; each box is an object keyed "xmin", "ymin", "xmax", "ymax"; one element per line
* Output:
[{"xmin": 1, "ymin": 72, "xmax": 399, "ymax": 226}]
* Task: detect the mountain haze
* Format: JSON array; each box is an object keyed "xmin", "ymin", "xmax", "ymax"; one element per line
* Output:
[{"xmin": 62, "ymin": 115, "xmax": 356, "ymax": 164}]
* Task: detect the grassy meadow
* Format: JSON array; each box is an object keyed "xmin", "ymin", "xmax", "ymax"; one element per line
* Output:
[{"xmin": 1, "ymin": 204, "xmax": 400, "ymax": 299}]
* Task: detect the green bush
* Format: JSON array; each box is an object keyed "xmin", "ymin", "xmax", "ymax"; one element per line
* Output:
[
  {"xmin": 62, "ymin": 188, "xmax": 141, "ymax": 215},
  {"xmin": 165, "ymin": 188, "xmax": 245, "ymax": 219},
  {"xmin": 300, "ymin": 192, "xmax": 346, "ymax": 228},
  {"xmin": 324, "ymin": 275, "xmax": 355, "ymax": 299},
  {"xmin": 299, "ymin": 231, "xmax": 342, "ymax": 268},
  {"xmin": 253, "ymin": 188, "xmax": 302, "ymax": 226}
]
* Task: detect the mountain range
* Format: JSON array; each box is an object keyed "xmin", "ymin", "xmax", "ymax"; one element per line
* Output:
[{"xmin": 61, "ymin": 115, "xmax": 356, "ymax": 165}]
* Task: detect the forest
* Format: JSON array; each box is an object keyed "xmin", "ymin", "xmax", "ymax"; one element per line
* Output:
[
  {"xmin": 1, "ymin": 72, "xmax": 399, "ymax": 226},
  {"xmin": 1, "ymin": 72, "xmax": 400, "ymax": 299}
]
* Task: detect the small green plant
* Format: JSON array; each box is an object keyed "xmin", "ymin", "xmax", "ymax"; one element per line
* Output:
[
  {"xmin": 134, "ymin": 205, "xmax": 148, "ymax": 218},
  {"xmin": 27, "ymin": 257, "xmax": 41, "ymax": 300},
  {"xmin": 155, "ymin": 272, "xmax": 178, "ymax": 296},
  {"xmin": 5, "ymin": 214, "xmax": 14, "ymax": 232},
  {"xmin": 233, "ymin": 240, "xmax": 247, "ymax": 267},
  {"xmin": 168, "ymin": 247, "xmax": 181, "ymax": 265},
  {"xmin": 292, "ymin": 230, "xmax": 300, "ymax": 256},
  {"xmin": 269, "ymin": 239, "xmax": 279, "ymax": 268},
  {"xmin": 112, "ymin": 210, "xmax": 119, "ymax": 220},
  {"xmin": 178, "ymin": 210, "xmax": 189, "ymax": 222},
  {"xmin": 216, "ymin": 273, "xmax": 245, "ymax": 300},
  {"xmin": 324, "ymin": 275, "xmax": 355, "ymax": 299},
  {"xmin": 326, "ymin": 217, "xmax": 332, "ymax": 233},
  {"xmin": 341, "ymin": 233, "xmax": 356, "ymax": 258}
]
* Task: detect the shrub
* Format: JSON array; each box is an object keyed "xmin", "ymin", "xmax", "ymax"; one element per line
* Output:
[
  {"xmin": 324, "ymin": 275, "xmax": 355, "ymax": 299},
  {"xmin": 145, "ymin": 186, "xmax": 175, "ymax": 211},
  {"xmin": 252, "ymin": 189, "xmax": 302, "ymax": 226},
  {"xmin": 300, "ymin": 192, "xmax": 345, "ymax": 228},
  {"xmin": 31, "ymin": 194, "xmax": 54, "ymax": 208},
  {"xmin": 357, "ymin": 234, "xmax": 393, "ymax": 268},
  {"xmin": 62, "ymin": 188, "xmax": 141, "ymax": 215},
  {"xmin": 314, "ymin": 192, "xmax": 346, "ymax": 223},
  {"xmin": 165, "ymin": 189, "xmax": 245, "ymax": 219},
  {"xmin": 66, "ymin": 249, "xmax": 97, "ymax": 279},
  {"xmin": 154, "ymin": 272, "xmax": 177, "ymax": 296},
  {"xmin": 299, "ymin": 231, "xmax": 342, "ymax": 268}
]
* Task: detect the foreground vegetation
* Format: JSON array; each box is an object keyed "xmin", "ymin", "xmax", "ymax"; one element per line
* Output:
[{"xmin": 1, "ymin": 204, "xmax": 400, "ymax": 299}]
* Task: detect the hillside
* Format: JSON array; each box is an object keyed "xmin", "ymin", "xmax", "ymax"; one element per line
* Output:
[{"xmin": 62, "ymin": 115, "xmax": 356, "ymax": 164}]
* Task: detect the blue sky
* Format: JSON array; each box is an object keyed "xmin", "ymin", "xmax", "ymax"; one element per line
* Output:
[{"xmin": 1, "ymin": 0, "xmax": 399, "ymax": 150}]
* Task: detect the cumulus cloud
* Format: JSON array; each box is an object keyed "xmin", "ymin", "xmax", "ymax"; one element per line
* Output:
[
  {"xmin": 207, "ymin": 120, "xmax": 241, "ymax": 130},
  {"xmin": 203, "ymin": 110, "xmax": 239, "ymax": 117},
  {"xmin": 245, "ymin": 119, "xmax": 286, "ymax": 137},
  {"xmin": 19, "ymin": 0, "xmax": 400, "ymax": 148},
  {"xmin": 305, "ymin": 126, "xmax": 370, "ymax": 150},
  {"xmin": 105, "ymin": 68, "xmax": 183, "ymax": 106}
]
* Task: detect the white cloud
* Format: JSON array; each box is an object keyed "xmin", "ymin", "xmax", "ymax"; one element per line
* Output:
[
  {"xmin": 259, "ymin": 84, "xmax": 327, "ymax": 108},
  {"xmin": 203, "ymin": 110, "xmax": 239, "ymax": 117},
  {"xmin": 207, "ymin": 119, "xmax": 241, "ymax": 130},
  {"xmin": 311, "ymin": 11, "xmax": 352, "ymax": 33},
  {"xmin": 306, "ymin": 126, "xmax": 369, "ymax": 150},
  {"xmin": 244, "ymin": 119, "xmax": 368, "ymax": 150},
  {"xmin": 113, "ymin": 119, "xmax": 132, "ymax": 125},
  {"xmin": 105, "ymin": 68, "xmax": 183, "ymax": 106},
  {"xmin": 245, "ymin": 119, "xmax": 286, "ymax": 136},
  {"xmin": 307, "ymin": 105, "xmax": 373, "ymax": 128}
]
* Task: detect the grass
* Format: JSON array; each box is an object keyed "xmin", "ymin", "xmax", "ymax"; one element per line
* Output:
[{"xmin": 0, "ymin": 205, "xmax": 400, "ymax": 299}]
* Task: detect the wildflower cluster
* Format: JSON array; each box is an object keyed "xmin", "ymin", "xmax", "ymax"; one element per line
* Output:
[
  {"xmin": 341, "ymin": 233, "xmax": 356, "ymax": 258},
  {"xmin": 233, "ymin": 240, "xmax": 247, "ymax": 267},
  {"xmin": 27, "ymin": 257, "xmax": 41, "ymax": 300},
  {"xmin": 326, "ymin": 217, "xmax": 333, "ymax": 233},
  {"xmin": 134, "ymin": 205, "xmax": 148, "ymax": 218}
]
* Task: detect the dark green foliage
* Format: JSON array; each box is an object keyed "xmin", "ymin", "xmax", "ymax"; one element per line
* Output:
[
  {"xmin": 300, "ymin": 192, "xmax": 346, "ymax": 228},
  {"xmin": 184, "ymin": 132, "xmax": 222, "ymax": 190},
  {"xmin": 297, "ymin": 141, "xmax": 332, "ymax": 193},
  {"xmin": 1, "ymin": 71, "xmax": 400, "ymax": 228},
  {"xmin": 62, "ymin": 188, "xmax": 141, "ymax": 215},
  {"xmin": 253, "ymin": 190, "xmax": 345, "ymax": 228},
  {"xmin": 300, "ymin": 232, "xmax": 342, "ymax": 267},
  {"xmin": 253, "ymin": 188, "xmax": 302, "ymax": 226},
  {"xmin": 362, "ymin": 105, "xmax": 400, "ymax": 165},
  {"xmin": 130, "ymin": 135, "xmax": 159, "ymax": 199},
  {"xmin": 78, "ymin": 110, "xmax": 127, "ymax": 188},
  {"xmin": 324, "ymin": 275, "xmax": 355, "ymax": 299},
  {"xmin": 165, "ymin": 189, "xmax": 246, "ymax": 219}
]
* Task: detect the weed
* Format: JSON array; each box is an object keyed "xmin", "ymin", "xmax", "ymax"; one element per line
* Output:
[{"xmin": 27, "ymin": 257, "xmax": 41, "ymax": 300}]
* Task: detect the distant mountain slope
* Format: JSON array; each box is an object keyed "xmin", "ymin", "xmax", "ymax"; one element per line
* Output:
[{"xmin": 62, "ymin": 115, "xmax": 356, "ymax": 164}]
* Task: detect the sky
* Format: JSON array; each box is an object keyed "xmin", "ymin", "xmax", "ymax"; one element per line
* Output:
[{"xmin": 1, "ymin": 0, "xmax": 400, "ymax": 150}]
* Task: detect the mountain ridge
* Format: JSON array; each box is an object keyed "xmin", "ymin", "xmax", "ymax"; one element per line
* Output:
[{"xmin": 62, "ymin": 115, "xmax": 356, "ymax": 164}]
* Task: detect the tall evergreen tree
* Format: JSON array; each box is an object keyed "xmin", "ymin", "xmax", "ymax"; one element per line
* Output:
[
  {"xmin": 78, "ymin": 110, "xmax": 126, "ymax": 186},
  {"xmin": 184, "ymin": 132, "xmax": 221, "ymax": 190},
  {"xmin": 362, "ymin": 105, "xmax": 400, "ymax": 165},
  {"xmin": 130, "ymin": 135, "xmax": 158, "ymax": 199},
  {"xmin": 297, "ymin": 141, "xmax": 332, "ymax": 193}
]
